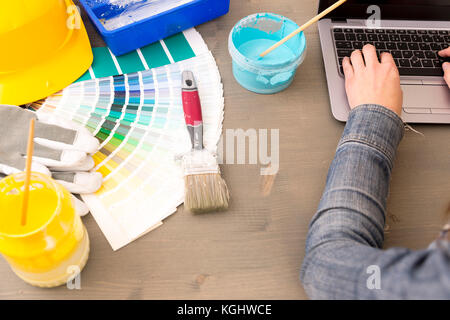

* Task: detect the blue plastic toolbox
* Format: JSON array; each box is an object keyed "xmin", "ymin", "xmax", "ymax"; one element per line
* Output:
[{"xmin": 79, "ymin": 0, "xmax": 230, "ymax": 56}]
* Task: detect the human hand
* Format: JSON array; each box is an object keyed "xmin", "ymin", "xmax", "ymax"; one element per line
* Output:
[
  {"xmin": 342, "ymin": 44, "xmax": 403, "ymax": 117},
  {"xmin": 438, "ymin": 47, "xmax": 450, "ymax": 89},
  {"xmin": 0, "ymin": 105, "xmax": 102, "ymax": 216}
]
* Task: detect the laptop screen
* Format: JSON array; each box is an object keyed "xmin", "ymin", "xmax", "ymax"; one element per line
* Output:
[{"xmin": 318, "ymin": 0, "xmax": 450, "ymax": 21}]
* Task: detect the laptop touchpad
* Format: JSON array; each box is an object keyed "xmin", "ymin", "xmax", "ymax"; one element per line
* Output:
[{"xmin": 402, "ymin": 85, "xmax": 450, "ymax": 109}]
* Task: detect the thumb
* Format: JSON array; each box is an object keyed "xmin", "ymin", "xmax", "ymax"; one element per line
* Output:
[
  {"xmin": 443, "ymin": 62, "xmax": 450, "ymax": 89},
  {"xmin": 443, "ymin": 62, "xmax": 450, "ymax": 72}
]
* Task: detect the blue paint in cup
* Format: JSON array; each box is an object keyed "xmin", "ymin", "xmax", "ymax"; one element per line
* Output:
[{"xmin": 228, "ymin": 13, "xmax": 306, "ymax": 94}]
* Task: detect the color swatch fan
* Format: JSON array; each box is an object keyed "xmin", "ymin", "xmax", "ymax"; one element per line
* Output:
[{"xmin": 34, "ymin": 52, "xmax": 224, "ymax": 250}]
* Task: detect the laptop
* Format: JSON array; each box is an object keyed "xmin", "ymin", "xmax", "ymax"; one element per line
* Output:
[{"xmin": 318, "ymin": 0, "xmax": 450, "ymax": 123}]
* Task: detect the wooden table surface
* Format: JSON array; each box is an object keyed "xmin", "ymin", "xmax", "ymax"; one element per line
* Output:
[{"xmin": 1, "ymin": 0, "xmax": 450, "ymax": 300}]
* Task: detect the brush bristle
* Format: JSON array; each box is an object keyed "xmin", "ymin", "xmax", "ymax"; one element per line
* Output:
[{"xmin": 184, "ymin": 173, "xmax": 230, "ymax": 213}]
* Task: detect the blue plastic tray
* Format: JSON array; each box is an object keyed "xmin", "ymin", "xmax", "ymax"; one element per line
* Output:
[{"xmin": 79, "ymin": 0, "xmax": 230, "ymax": 56}]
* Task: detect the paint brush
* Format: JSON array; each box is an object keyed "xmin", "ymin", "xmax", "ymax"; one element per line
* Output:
[
  {"xmin": 181, "ymin": 70, "xmax": 229, "ymax": 213},
  {"xmin": 21, "ymin": 118, "xmax": 36, "ymax": 226},
  {"xmin": 259, "ymin": 0, "xmax": 347, "ymax": 57}
]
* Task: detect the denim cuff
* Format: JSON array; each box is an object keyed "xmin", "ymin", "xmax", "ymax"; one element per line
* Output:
[{"xmin": 339, "ymin": 104, "xmax": 405, "ymax": 167}]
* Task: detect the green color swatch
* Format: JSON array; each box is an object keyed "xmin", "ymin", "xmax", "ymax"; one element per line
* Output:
[
  {"xmin": 116, "ymin": 50, "xmax": 145, "ymax": 74},
  {"xmin": 163, "ymin": 32, "xmax": 196, "ymax": 62},
  {"xmin": 91, "ymin": 47, "xmax": 119, "ymax": 78},
  {"xmin": 139, "ymin": 42, "xmax": 171, "ymax": 68},
  {"xmin": 75, "ymin": 31, "xmax": 195, "ymax": 82}
]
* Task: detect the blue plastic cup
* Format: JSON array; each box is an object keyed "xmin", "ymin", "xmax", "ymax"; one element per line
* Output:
[{"xmin": 228, "ymin": 13, "xmax": 307, "ymax": 94}]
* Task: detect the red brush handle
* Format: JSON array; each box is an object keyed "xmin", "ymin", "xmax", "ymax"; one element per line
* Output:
[
  {"xmin": 182, "ymin": 90, "xmax": 203, "ymax": 126},
  {"xmin": 182, "ymin": 71, "xmax": 204, "ymax": 150},
  {"xmin": 182, "ymin": 89, "xmax": 204, "ymax": 150}
]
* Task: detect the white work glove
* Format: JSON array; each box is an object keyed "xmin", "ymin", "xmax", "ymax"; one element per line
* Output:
[{"xmin": 0, "ymin": 105, "xmax": 102, "ymax": 216}]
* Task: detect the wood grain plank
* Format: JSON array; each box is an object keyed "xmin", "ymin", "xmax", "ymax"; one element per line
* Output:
[{"xmin": 1, "ymin": 0, "xmax": 449, "ymax": 300}]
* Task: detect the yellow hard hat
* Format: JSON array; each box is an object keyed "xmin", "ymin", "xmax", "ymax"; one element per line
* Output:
[{"xmin": 0, "ymin": 0, "xmax": 93, "ymax": 105}]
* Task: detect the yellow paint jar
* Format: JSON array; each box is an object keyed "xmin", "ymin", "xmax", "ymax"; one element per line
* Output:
[{"xmin": 0, "ymin": 172, "xmax": 89, "ymax": 287}]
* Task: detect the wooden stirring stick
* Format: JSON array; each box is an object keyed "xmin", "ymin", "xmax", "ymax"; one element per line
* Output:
[
  {"xmin": 259, "ymin": 0, "xmax": 347, "ymax": 57},
  {"xmin": 21, "ymin": 118, "xmax": 36, "ymax": 226}
]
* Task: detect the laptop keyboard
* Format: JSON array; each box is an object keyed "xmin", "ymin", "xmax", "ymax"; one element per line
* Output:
[{"xmin": 333, "ymin": 27, "xmax": 450, "ymax": 77}]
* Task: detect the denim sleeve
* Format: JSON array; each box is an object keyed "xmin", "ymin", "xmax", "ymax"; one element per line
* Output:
[{"xmin": 300, "ymin": 104, "xmax": 450, "ymax": 299}]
